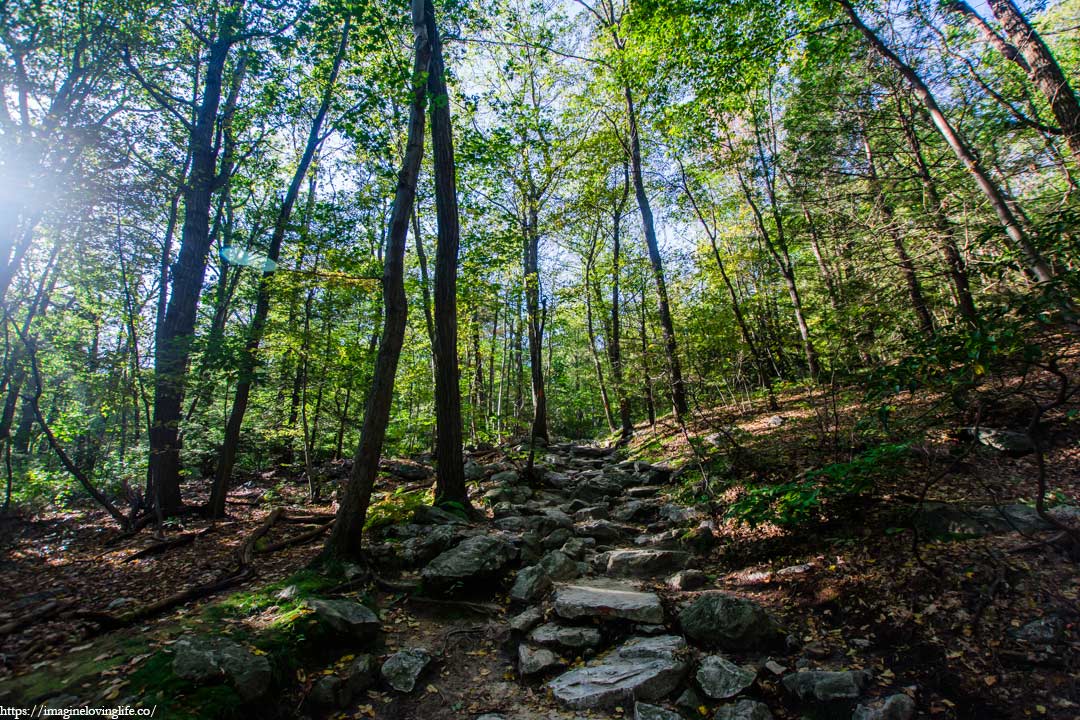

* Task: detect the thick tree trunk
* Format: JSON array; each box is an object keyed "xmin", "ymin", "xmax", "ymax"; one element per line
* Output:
[
  {"xmin": 208, "ymin": 18, "xmax": 349, "ymax": 518},
  {"xmin": 323, "ymin": 0, "xmax": 429, "ymax": 562},
  {"xmin": 149, "ymin": 10, "xmax": 243, "ymax": 517},
  {"xmin": 958, "ymin": 0, "xmax": 1080, "ymax": 163},
  {"xmin": 624, "ymin": 86, "xmax": 688, "ymax": 420},
  {"xmin": 840, "ymin": 0, "xmax": 1055, "ymax": 284},
  {"xmin": 426, "ymin": 0, "xmax": 470, "ymax": 507}
]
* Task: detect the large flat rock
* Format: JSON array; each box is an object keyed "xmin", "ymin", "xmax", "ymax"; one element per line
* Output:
[
  {"xmin": 606, "ymin": 549, "xmax": 691, "ymax": 578},
  {"xmin": 554, "ymin": 581, "xmax": 665, "ymax": 624},
  {"xmin": 547, "ymin": 652, "xmax": 686, "ymax": 709}
]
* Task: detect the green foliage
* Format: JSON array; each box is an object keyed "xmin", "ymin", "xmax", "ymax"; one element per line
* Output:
[{"xmin": 728, "ymin": 442, "xmax": 911, "ymax": 528}]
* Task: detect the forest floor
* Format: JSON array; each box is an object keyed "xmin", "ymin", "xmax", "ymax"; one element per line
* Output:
[{"xmin": 0, "ymin": 353, "xmax": 1078, "ymax": 720}]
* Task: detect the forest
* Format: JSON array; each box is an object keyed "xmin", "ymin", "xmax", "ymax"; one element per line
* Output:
[{"xmin": 0, "ymin": 0, "xmax": 1078, "ymax": 717}]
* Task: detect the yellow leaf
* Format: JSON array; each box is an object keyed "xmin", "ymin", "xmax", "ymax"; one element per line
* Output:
[
  {"xmin": 984, "ymin": 675, "xmax": 998, "ymax": 687},
  {"xmin": 1036, "ymin": 705, "xmax": 1047, "ymax": 714},
  {"xmin": 426, "ymin": 684, "xmax": 438, "ymax": 694}
]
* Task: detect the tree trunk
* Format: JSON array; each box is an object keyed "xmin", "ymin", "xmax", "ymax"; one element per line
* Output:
[
  {"xmin": 584, "ymin": 235, "xmax": 615, "ymax": 432},
  {"xmin": 861, "ymin": 134, "xmax": 935, "ymax": 336},
  {"xmin": 974, "ymin": 0, "xmax": 1080, "ymax": 163},
  {"xmin": 523, "ymin": 207, "xmax": 548, "ymax": 442},
  {"xmin": 638, "ymin": 281, "xmax": 656, "ymax": 426},
  {"xmin": 149, "ymin": 8, "xmax": 244, "ymax": 517},
  {"xmin": 607, "ymin": 163, "xmax": 634, "ymax": 439},
  {"xmin": 426, "ymin": 0, "xmax": 470, "ymax": 507},
  {"xmin": 323, "ymin": 0, "xmax": 429, "ymax": 562},
  {"xmin": 624, "ymin": 86, "xmax": 688, "ymax": 420},
  {"xmin": 897, "ymin": 99, "xmax": 978, "ymax": 324},
  {"xmin": 840, "ymin": 0, "xmax": 1055, "ymax": 285},
  {"xmin": 208, "ymin": 17, "xmax": 349, "ymax": 518}
]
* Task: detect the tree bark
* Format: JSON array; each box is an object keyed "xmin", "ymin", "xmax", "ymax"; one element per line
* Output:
[
  {"xmin": 607, "ymin": 162, "xmax": 634, "ymax": 439},
  {"xmin": 426, "ymin": 0, "xmax": 470, "ymax": 507},
  {"xmin": 624, "ymin": 86, "xmax": 688, "ymax": 419},
  {"xmin": 149, "ymin": 4, "xmax": 245, "ymax": 517},
  {"xmin": 323, "ymin": 0, "xmax": 429, "ymax": 562}
]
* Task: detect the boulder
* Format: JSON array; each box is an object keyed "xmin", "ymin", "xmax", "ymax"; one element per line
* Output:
[
  {"xmin": 573, "ymin": 478, "xmax": 624, "ymax": 502},
  {"xmin": 575, "ymin": 519, "xmax": 636, "ymax": 543},
  {"xmin": 346, "ymin": 654, "xmax": 376, "ymax": 695},
  {"xmin": 1012, "ymin": 615, "xmax": 1065, "ymax": 643},
  {"xmin": 381, "ymin": 648, "xmax": 431, "ymax": 693},
  {"xmin": 959, "ymin": 427, "xmax": 1033, "ymax": 456},
  {"xmin": 852, "ymin": 694, "xmax": 916, "ymax": 720},
  {"xmin": 606, "ymin": 549, "xmax": 691, "ymax": 578},
  {"xmin": 421, "ymin": 535, "xmax": 517, "ymax": 593},
  {"xmin": 547, "ymin": 644, "xmax": 686, "ymax": 709},
  {"xmin": 510, "ymin": 565, "xmax": 553, "ymax": 603},
  {"xmin": 308, "ymin": 675, "xmax": 349, "ymax": 709},
  {"xmin": 713, "ymin": 700, "xmax": 774, "ymax": 720},
  {"xmin": 679, "ymin": 593, "xmax": 783, "ymax": 649},
  {"xmin": 412, "ymin": 504, "xmax": 468, "ymax": 525},
  {"xmin": 490, "ymin": 470, "xmax": 521, "ymax": 485},
  {"xmin": 542, "ymin": 528, "xmax": 575, "ymax": 551},
  {"xmin": 305, "ymin": 598, "xmax": 381, "ymax": 642},
  {"xmin": 667, "ymin": 570, "xmax": 707, "ymax": 591},
  {"xmin": 518, "ymin": 644, "xmax": 564, "ymax": 675},
  {"xmin": 696, "ymin": 655, "xmax": 756, "ymax": 699},
  {"xmin": 780, "ymin": 669, "xmax": 869, "ymax": 702},
  {"xmin": 529, "ymin": 623, "xmax": 602, "ymax": 650},
  {"xmin": 554, "ymin": 581, "xmax": 665, "ymax": 624},
  {"xmin": 618, "ymin": 635, "xmax": 687, "ymax": 660},
  {"xmin": 484, "ymin": 486, "xmax": 531, "ymax": 505},
  {"xmin": 463, "ymin": 459, "xmax": 485, "ymax": 480},
  {"xmin": 540, "ymin": 550, "xmax": 581, "ymax": 581},
  {"xmin": 509, "ymin": 606, "xmax": 544, "ymax": 634},
  {"xmin": 171, "ymin": 635, "xmax": 271, "ymax": 702}
]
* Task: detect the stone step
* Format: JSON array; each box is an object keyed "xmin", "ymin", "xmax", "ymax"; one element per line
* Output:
[{"xmin": 553, "ymin": 580, "xmax": 665, "ymax": 624}]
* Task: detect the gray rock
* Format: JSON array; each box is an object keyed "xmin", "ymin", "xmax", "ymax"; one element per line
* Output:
[
  {"xmin": 529, "ymin": 623, "xmax": 602, "ymax": 650},
  {"xmin": 547, "ymin": 653, "xmax": 686, "ymax": 709},
  {"xmin": 106, "ymin": 597, "xmax": 135, "ymax": 611},
  {"xmin": 679, "ymin": 593, "xmax": 783, "ymax": 650},
  {"xmin": 510, "ymin": 565, "xmax": 553, "ymax": 603},
  {"xmin": 575, "ymin": 519, "xmax": 635, "ymax": 543},
  {"xmin": 627, "ymin": 486, "xmax": 661, "ymax": 498},
  {"xmin": 381, "ymin": 648, "xmax": 431, "ymax": 693},
  {"xmin": 618, "ymin": 635, "xmax": 687, "ymax": 661},
  {"xmin": 1013, "ymin": 615, "xmax": 1065, "ymax": 643},
  {"xmin": 574, "ymin": 505, "xmax": 610, "ymax": 521},
  {"xmin": 667, "ymin": 569, "xmax": 707, "ymax": 591},
  {"xmin": 305, "ymin": 599, "xmax": 380, "ymax": 642},
  {"xmin": 635, "ymin": 702, "xmax": 683, "ymax": 720},
  {"xmin": 675, "ymin": 687, "xmax": 704, "ymax": 715},
  {"xmin": 309, "ymin": 675, "xmax": 349, "ymax": 708},
  {"xmin": 541, "ymin": 550, "xmax": 582, "ymax": 581},
  {"xmin": 614, "ymin": 500, "xmax": 661, "ymax": 523},
  {"xmin": 346, "ymin": 654, "xmax": 376, "ymax": 695},
  {"xmin": 696, "ymin": 655, "xmax": 756, "ymax": 699},
  {"xmin": 464, "ymin": 459, "xmax": 485, "ymax": 480},
  {"xmin": 545, "ymin": 471, "xmax": 572, "ymax": 489},
  {"xmin": 713, "ymin": 699, "xmax": 774, "ymax": 720},
  {"xmin": 542, "ymin": 528, "xmax": 574, "ymax": 550},
  {"xmin": 382, "ymin": 460, "xmax": 432, "ymax": 481},
  {"xmin": 518, "ymin": 644, "xmax": 563, "ymax": 675},
  {"xmin": 484, "ymin": 486, "xmax": 531, "ymax": 505},
  {"xmin": 781, "ymin": 670, "xmax": 869, "ymax": 702},
  {"xmin": 413, "ymin": 504, "xmax": 468, "ymax": 525},
  {"xmin": 492, "ymin": 502, "xmax": 521, "ymax": 519},
  {"xmin": 509, "ymin": 606, "xmax": 544, "ymax": 634},
  {"xmin": 960, "ymin": 427, "xmax": 1033, "ymax": 456},
  {"xmin": 766, "ymin": 415, "xmax": 785, "ymax": 428},
  {"xmin": 560, "ymin": 537, "xmax": 590, "ymax": 559},
  {"xmin": 634, "ymin": 624, "xmax": 669, "ymax": 635},
  {"xmin": 171, "ymin": 635, "xmax": 271, "ymax": 702},
  {"xmin": 421, "ymin": 535, "xmax": 517, "ymax": 593},
  {"xmin": 852, "ymin": 694, "xmax": 916, "ymax": 720},
  {"xmin": 554, "ymin": 581, "xmax": 665, "ymax": 624},
  {"xmin": 476, "ymin": 715, "xmax": 506, "ymax": 720},
  {"xmin": 607, "ymin": 549, "xmax": 691, "ymax": 578},
  {"xmin": 543, "ymin": 508, "xmax": 574, "ymax": 528},
  {"xmin": 490, "ymin": 470, "xmax": 521, "ymax": 485},
  {"xmin": 573, "ymin": 477, "xmax": 624, "ymax": 502}
]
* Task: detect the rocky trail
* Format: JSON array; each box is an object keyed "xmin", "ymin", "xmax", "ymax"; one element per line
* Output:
[{"xmin": 2, "ymin": 438, "xmax": 1075, "ymax": 720}]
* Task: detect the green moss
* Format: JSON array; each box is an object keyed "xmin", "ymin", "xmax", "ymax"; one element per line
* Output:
[{"xmin": 127, "ymin": 653, "xmax": 246, "ymax": 720}]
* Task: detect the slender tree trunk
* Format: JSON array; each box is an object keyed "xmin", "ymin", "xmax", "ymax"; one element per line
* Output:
[
  {"xmin": 862, "ymin": 134, "xmax": 935, "ymax": 336},
  {"xmin": 323, "ymin": 0, "xmax": 429, "ymax": 562},
  {"xmin": 840, "ymin": 0, "xmax": 1055, "ymax": 285},
  {"xmin": 638, "ymin": 281, "xmax": 656, "ymax": 426},
  {"xmin": 897, "ymin": 100, "xmax": 978, "ymax": 324},
  {"xmin": 584, "ymin": 237, "xmax": 615, "ymax": 432},
  {"xmin": 426, "ymin": 0, "xmax": 469, "ymax": 507},
  {"xmin": 208, "ymin": 18, "xmax": 350, "ymax": 518},
  {"xmin": 523, "ymin": 207, "xmax": 548, "ymax": 442},
  {"xmin": 624, "ymin": 87, "xmax": 688, "ymax": 420},
  {"xmin": 607, "ymin": 163, "xmax": 634, "ymax": 439}
]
